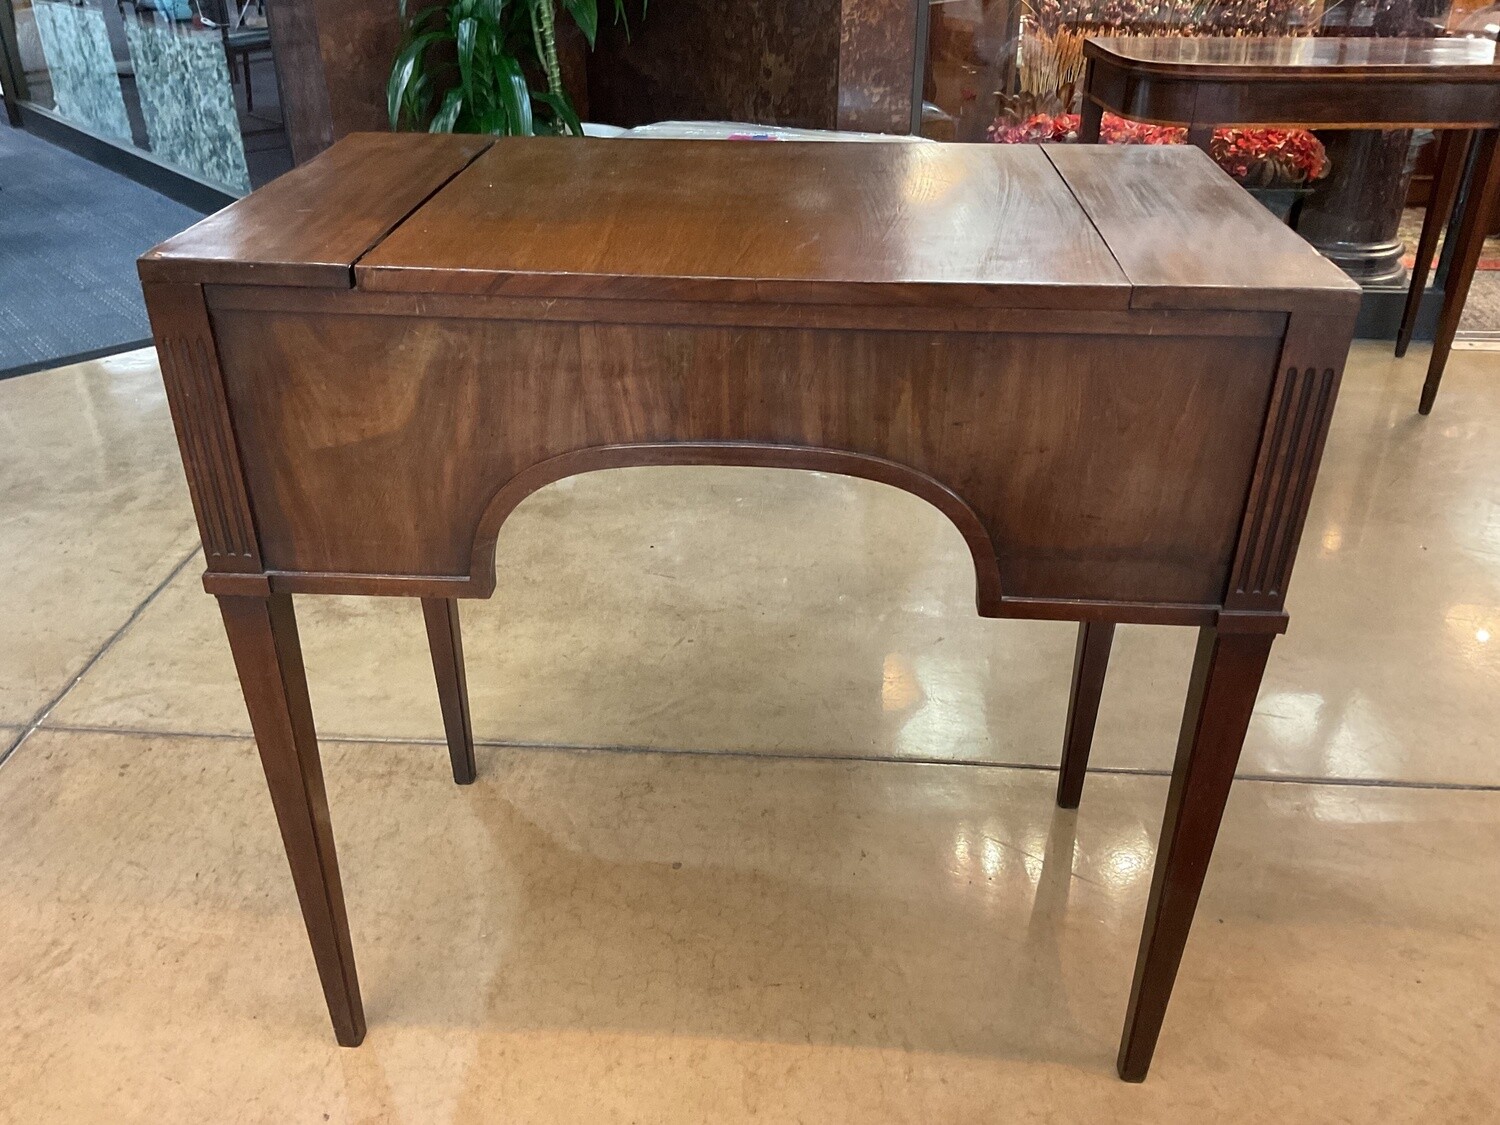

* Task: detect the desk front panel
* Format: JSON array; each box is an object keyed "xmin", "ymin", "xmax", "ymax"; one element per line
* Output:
[{"xmin": 204, "ymin": 290, "xmax": 1283, "ymax": 612}]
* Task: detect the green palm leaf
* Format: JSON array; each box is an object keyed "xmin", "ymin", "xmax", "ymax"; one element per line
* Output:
[{"xmin": 391, "ymin": 0, "xmax": 643, "ymax": 136}]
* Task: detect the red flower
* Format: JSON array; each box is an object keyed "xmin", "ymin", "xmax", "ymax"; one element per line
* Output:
[{"xmin": 987, "ymin": 112, "xmax": 1328, "ymax": 187}]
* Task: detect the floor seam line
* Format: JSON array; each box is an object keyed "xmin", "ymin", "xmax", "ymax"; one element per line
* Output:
[
  {"xmin": 27, "ymin": 722, "xmax": 1500, "ymax": 793},
  {"xmin": 0, "ymin": 546, "xmax": 202, "ymax": 773}
]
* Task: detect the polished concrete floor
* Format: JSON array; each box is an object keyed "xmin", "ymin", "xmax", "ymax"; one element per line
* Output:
[{"xmin": 0, "ymin": 344, "xmax": 1497, "ymax": 1122}]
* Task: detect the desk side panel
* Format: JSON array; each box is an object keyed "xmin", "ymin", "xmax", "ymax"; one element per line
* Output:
[{"xmin": 207, "ymin": 298, "xmax": 1280, "ymax": 609}]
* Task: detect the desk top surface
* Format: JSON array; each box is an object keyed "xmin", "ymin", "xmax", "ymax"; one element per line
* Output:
[
  {"xmin": 1085, "ymin": 35, "xmax": 1500, "ymax": 78},
  {"xmin": 141, "ymin": 133, "xmax": 1356, "ymax": 314}
]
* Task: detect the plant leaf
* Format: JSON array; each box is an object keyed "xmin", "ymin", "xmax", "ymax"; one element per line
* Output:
[
  {"xmin": 534, "ymin": 90, "xmax": 582, "ymax": 137},
  {"xmin": 455, "ymin": 16, "xmax": 478, "ymax": 96},
  {"xmin": 495, "ymin": 53, "xmax": 534, "ymax": 135},
  {"xmin": 429, "ymin": 87, "xmax": 465, "ymax": 133},
  {"xmin": 562, "ymin": 0, "xmax": 597, "ymax": 48},
  {"xmin": 388, "ymin": 28, "xmax": 446, "ymax": 129}
]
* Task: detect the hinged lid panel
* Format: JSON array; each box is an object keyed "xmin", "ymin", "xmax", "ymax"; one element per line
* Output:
[
  {"xmin": 1044, "ymin": 145, "xmax": 1359, "ymax": 313},
  {"xmin": 139, "ymin": 133, "xmax": 492, "ymax": 288},
  {"xmin": 354, "ymin": 138, "xmax": 1132, "ymax": 309}
]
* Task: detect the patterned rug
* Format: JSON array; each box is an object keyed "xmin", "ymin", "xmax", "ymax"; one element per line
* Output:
[
  {"xmin": 1397, "ymin": 207, "xmax": 1500, "ymax": 272},
  {"xmin": 0, "ymin": 122, "xmax": 202, "ymax": 379}
]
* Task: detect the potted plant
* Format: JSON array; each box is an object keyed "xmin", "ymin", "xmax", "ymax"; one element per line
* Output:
[{"xmin": 388, "ymin": 0, "xmax": 639, "ymax": 136}]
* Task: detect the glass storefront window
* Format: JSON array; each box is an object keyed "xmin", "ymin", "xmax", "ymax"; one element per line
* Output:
[{"xmin": 6, "ymin": 0, "xmax": 290, "ymax": 194}]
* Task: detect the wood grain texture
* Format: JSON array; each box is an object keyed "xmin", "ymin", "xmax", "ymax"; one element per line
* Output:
[
  {"xmin": 1081, "ymin": 36, "xmax": 1500, "ymax": 131},
  {"xmin": 421, "ymin": 598, "xmax": 476, "ymax": 785},
  {"xmin": 1422, "ymin": 128, "xmax": 1500, "ymax": 414},
  {"xmin": 1086, "ymin": 35, "xmax": 1499, "ymax": 79},
  {"xmin": 264, "ymin": 0, "xmax": 334, "ymax": 163},
  {"xmin": 140, "ymin": 138, "xmax": 1362, "ymax": 1074},
  {"xmin": 1075, "ymin": 34, "xmax": 1495, "ymax": 412},
  {"xmin": 307, "ymin": 0, "xmax": 415, "ymax": 139},
  {"xmin": 1226, "ymin": 311, "xmax": 1356, "ymax": 613},
  {"xmin": 142, "ymin": 281, "xmax": 262, "ymax": 572},
  {"xmin": 207, "ymin": 293, "xmax": 1282, "ymax": 610},
  {"xmin": 356, "ymin": 138, "xmax": 1130, "ymax": 307},
  {"xmin": 218, "ymin": 593, "xmax": 365, "ymax": 1047},
  {"xmin": 1091, "ymin": 65, "xmax": 1500, "ymax": 130},
  {"xmin": 1057, "ymin": 621, "xmax": 1114, "ymax": 809},
  {"xmin": 1044, "ymin": 145, "xmax": 1361, "ymax": 313},
  {"xmin": 1398, "ymin": 129, "xmax": 1471, "ymax": 357},
  {"xmin": 140, "ymin": 133, "xmax": 492, "ymax": 287},
  {"xmin": 1118, "ymin": 626, "xmax": 1275, "ymax": 1081}
]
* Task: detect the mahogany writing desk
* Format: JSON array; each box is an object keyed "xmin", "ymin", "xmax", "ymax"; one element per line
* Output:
[
  {"xmin": 139, "ymin": 134, "xmax": 1358, "ymax": 1081},
  {"xmin": 1077, "ymin": 35, "xmax": 1500, "ymax": 414}
]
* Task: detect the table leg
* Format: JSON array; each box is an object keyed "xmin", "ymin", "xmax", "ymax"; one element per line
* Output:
[
  {"xmin": 1057, "ymin": 621, "xmax": 1114, "ymax": 809},
  {"xmin": 1079, "ymin": 96, "xmax": 1104, "ymax": 144},
  {"xmin": 1397, "ymin": 130, "xmax": 1471, "ymax": 358},
  {"xmin": 422, "ymin": 597, "xmax": 477, "ymax": 785},
  {"xmin": 1116, "ymin": 626, "xmax": 1273, "ymax": 1082},
  {"xmin": 218, "ymin": 593, "xmax": 366, "ymax": 1047},
  {"xmin": 1421, "ymin": 127, "xmax": 1500, "ymax": 415}
]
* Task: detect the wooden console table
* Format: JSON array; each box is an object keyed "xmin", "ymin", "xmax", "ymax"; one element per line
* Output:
[
  {"xmin": 1078, "ymin": 35, "xmax": 1500, "ymax": 413},
  {"xmin": 139, "ymin": 134, "xmax": 1357, "ymax": 1081}
]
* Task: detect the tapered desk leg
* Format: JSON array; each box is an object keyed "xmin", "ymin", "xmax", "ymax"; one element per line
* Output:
[
  {"xmin": 1116, "ymin": 626, "xmax": 1273, "ymax": 1082},
  {"xmin": 218, "ymin": 593, "xmax": 366, "ymax": 1047},
  {"xmin": 1057, "ymin": 621, "xmax": 1114, "ymax": 809},
  {"xmin": 1397, "ymin": 130, "xmax": 1471, "ymax": 357},
  {"xmin": 421, "ymin": 598, "xmax": 477, "ymax": 785},
  {"xmin": 1079, "ymin": 95, "xmax": 1103, "ymax": 144},
  {"xmin": 1421, "ymin": 128, "xmax": 1500, "ymax": 415}
]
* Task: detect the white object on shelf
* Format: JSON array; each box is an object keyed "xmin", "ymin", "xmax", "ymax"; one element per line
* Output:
[{"xmin": 584, "ymin": 120, "xmax": 931, "ymax": 143}]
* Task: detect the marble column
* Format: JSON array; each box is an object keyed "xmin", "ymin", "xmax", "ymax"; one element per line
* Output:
[{"xmin": 1297, "ymin": 128, "xmax": 1416, "ymax": 286}]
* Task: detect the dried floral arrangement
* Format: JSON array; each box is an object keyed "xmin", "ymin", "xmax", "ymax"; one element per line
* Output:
[
  {"xmin": 1009, "ymin": 0, "xmax": 1322, "ymax": 119},
  {"xmin": 987, "ymin": 111, "xmax": 1330, "ymax": 187}
]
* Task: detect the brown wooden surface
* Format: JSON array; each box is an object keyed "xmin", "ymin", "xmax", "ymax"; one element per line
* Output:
[
  {"xmin": 207, "ymin": 292, "xmax": 1285, "ymax": 610},
  {"xmin": 1398, "ymin": 130, "xmax": 1472, "ymax": 357},
  {"xmin": 1086, "ymin": 35, "xmax": 1499, "ymax": 79},
  {"xmin": 1422, "ymin": 127, "xmax": 1500, "ymax": 413},
  {"xmin": 1078, "ymin": 35, "xmax": 1500, "ymax": 412},
  {"xmin": 218, "ymin": 593, "xmax": 365, "ymax": 1046},
  {"xmin": 141, "ymin": 281, "xmax": 263, "ymax": 576},
  {"xmin": 1057, "ymin": 621, "xmax": 1114, "ymax": 810},
  {"xmin": 1082, "ymin": 36, "xmax": 1500, "ymax": 130},
  {"xmin": 142, "ymin": 137, "xmax": 1360, "ymax": 1078},
  {"xmin": 357, "ymin": 138, "xmax": 1128, "ymax": 307},
  {"xmin": 140, "ymin": 133, "xmax": 492, "ymax": 288},
  {"xmin": 1225, "ymin": 311, "xmax": 1356, "ymax": 615},
  {"xmin": 1118, "ymin": 626, "xmax": 1275, "ymax": 1081},
  {"xmin": 266, "ymin": 0, "xmax": 447, "ymax": 163},
  {"xmin": 1043, "ymin": 145, "xmax": 1356, "ymax": 312},
  {"xmin": 264, "ymin": 0, "xmax": 334, "ymax": 163},
  {"xmin": 422, "ymin": 597, "xmax": 477, "ymax": 785}
]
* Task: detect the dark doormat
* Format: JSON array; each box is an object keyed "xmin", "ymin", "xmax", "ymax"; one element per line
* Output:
[{"xmin": 0, "ymin": 121, "xmax": 204, "ymax": 380}]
